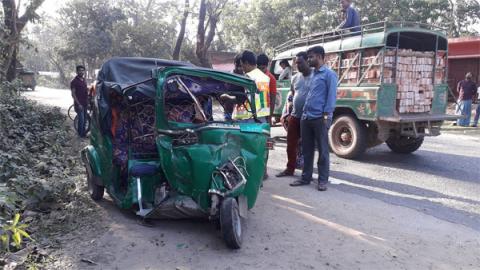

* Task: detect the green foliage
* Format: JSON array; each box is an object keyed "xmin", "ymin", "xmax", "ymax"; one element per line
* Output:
[
  {"xmin": 1, "ymin": 213, "xmax": 32, "ymax": 252},
  {"xmin": 221, "ymin": 0, "xmax": 338, "ymax": 53},
  {"xmin": 14, "ymin": 0, "xmax": 480, "ymax": 78},
  {"xmin": 0, "ymin": 83, "xmax": 79, "ymax": 247},
  {"xmin": 221, "ymin": 0, "xmax": 480, "ymax": 53},
  {"xmin": 0, "ymin": 83, "xmax": 104, "ymax": 266},
  {"xmin": 58, "ymin": 0, "xmax": 125, "ymax": 67},
  {"xmin": 110, "ymin": 1, "xmax": 177, "ymax": 59},
  {"xmin": 25, "ymin": 0, "xmax": 186, "ymax": 79}
]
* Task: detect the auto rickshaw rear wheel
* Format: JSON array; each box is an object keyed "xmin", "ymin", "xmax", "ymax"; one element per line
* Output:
[
  {"xmin": 85, "ymin": 162, "xmax": 104, "ymax": 201},
  {"xmin": 220, "ymin": 197, "xmax": 243, "ymax": 249}
]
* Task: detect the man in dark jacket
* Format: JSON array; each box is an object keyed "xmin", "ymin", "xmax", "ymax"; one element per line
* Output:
[
  {"xmin": 456, "ymin": 72, "xmax": 477, "ymax": 126},
  {"xmin": 71, "ymin": 65, "xmax": 89, "ymax": 138}
]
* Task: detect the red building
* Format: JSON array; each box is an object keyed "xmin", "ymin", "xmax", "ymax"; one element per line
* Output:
[{"xmin": 448, "ymin": 37, "xmax": 480, "ymax": 95}]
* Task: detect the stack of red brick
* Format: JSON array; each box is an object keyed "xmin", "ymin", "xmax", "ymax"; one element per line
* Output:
[{"xmin": 384, "ymin": 49, "xmax": 446, "ymax": 113}]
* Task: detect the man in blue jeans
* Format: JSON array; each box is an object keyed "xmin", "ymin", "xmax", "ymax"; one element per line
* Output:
[
  {"xmin": 289, "ymin": 46, "xmax": 337, "ymax": 191},
  {"xmin": 472, "ymin": 87, "xmax": 480, "ymax": 127},
  {"xmin": 455, "ymin": 72, "xmax": 477, "ymax": 127},
  {"xmin": 70, "ymin": 65, "xmax": 89, "ymax": 138}
]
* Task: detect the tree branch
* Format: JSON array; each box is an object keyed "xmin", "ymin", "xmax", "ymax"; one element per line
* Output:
[
  {"xmin": 204, "ymin": 14, "xmax": 217, "ymax": 50},
  {"xmin": 173, "ymin": 0, "xmax": 189, "ymax": 60},
  {"xmin": 17, "ymin": 0, "xmax": 45, "ymax": 32}
]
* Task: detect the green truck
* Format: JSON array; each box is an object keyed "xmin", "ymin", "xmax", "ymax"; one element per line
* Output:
[{"xmin": 271, "ymin": 21, "xmax": 458, "ymax": 159}]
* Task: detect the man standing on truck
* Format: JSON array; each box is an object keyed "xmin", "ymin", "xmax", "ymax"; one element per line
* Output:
[
  {"xmin": 337, "ymin": 0, "xmax": 361, "ymax": 34},
  {"xmin": 277, "ymin": 52, "xmax": 311, "ymax": 178},
  {"xmin": 290, "ymin": 46, "xmax": 337, "ymax": 191},
  {"xmin": 71, "ymin": 65, "xmax": 89, "ymax": 138},
  {"xmin": 456, "ymin": 72, "xmax": 477, "ymax": 127},
  {"xmin": 257, "ymin": 53, "xmax": 278, "ymax": 120}
]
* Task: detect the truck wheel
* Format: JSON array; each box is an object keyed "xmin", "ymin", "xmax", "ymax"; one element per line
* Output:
[
  {"xmin": 329, "ymin": 115, "xmax": 367, "ymax": 159},
  {"xmin": 220, "ymin": 197, "xmax": 243, "ymax": 249},
  {"xmin": 85, "ymin": 161, "xmax": 104, "ymax": 201},
  {"xmin": 386, "ymin": 136, "xmax": 424, "ymax": 154}
]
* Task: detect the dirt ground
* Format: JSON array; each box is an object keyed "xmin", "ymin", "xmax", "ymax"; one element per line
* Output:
[
  {"xmin": 46, "ymin": 171, "xmax": 480, "ymax": 270},
  {"xmin": 24, "ymin": 87, "xmax": 480, "ymax": 270}
]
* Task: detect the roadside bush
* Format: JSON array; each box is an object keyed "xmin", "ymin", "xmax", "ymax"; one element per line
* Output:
[{"xmin": 0, "ymin": 82, "xmax": 96, "ymax": 263}]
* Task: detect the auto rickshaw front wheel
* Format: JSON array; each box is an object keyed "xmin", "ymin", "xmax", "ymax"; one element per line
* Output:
[
  {"xmin": 85, "ymin": 162, "xmax": 104, "ymax": 201},
  {"xmin": 220, "ymin": 197, "xmax": 243, "ymax": 249}
]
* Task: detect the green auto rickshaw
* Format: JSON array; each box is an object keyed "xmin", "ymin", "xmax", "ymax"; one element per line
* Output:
[{"xmin": 81, "ymin": 57, "xmax": 270, "ymax": 249}]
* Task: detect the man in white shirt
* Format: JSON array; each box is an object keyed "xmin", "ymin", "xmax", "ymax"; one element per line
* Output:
[{"xmin": 279, "ymin": 59, "xmax": 292, "ymax": 80}]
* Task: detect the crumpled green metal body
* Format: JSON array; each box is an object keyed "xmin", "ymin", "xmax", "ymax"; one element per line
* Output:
[{"xmin": 156, "ymin": 124, "xmax": 268, "ymax": 210}]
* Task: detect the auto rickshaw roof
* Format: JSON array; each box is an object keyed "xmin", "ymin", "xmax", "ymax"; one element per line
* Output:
[
  {"xmin": 152, "ymin": 65, "xmax": 257, "ymax": 90},
  {"xmin": 97, "ymin": 57, "xmax": 193, "ymax": 97}
]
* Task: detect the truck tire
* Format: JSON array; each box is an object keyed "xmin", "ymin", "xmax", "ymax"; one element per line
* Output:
[
  {"xmin": 328, "ymin": 115, "xmax": 367, "ymax": 159},
  {"xmin": 386, "ymin": 136, "xmax": 424, "ymax": 154}
]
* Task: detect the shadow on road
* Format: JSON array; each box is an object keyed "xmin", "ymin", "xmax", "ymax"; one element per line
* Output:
[
  {"xmin": 331, "ymin": 170, "xmax": 480, "ymax": 231},
  {"xmin": 359, "ymin": 148, "xmax": 480, "ymax": 184}
]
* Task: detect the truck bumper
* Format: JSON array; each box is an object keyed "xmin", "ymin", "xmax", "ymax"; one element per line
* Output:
[
  {"xmin": 379, "ymin": 114, "xmax": 460, "ymax": 137},
  {"xmin": 379, "ymin": 113, "xmax": 460, "ymax": 123}
]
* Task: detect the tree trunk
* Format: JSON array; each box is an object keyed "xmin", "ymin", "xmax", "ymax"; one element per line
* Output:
[
  {"xmin": 195, "ymin": 0, "xmax": 211, "ymax": 67},
  {"xmin": 50, "ymin": 55, "xmax": 69, "ymax": 87},
  {"xmin": 6, "ymin": 47, "xmax": 18, "ymax": 81},
  {"xmin": 1, "ymin": 0, "xmax": 44, "ymax": 82},
  {"xmin": 173, "ymin": 0, "xmax": 189, "ymax": 60},
  {"xmin": 87, "ymin": 59, "xmax": 96, "ymax": 83}
]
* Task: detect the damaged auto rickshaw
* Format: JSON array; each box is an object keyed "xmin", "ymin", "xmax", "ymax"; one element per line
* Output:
[{"xmin": 81, "ymin": 57, "xmax": 270, "ymax": 249}]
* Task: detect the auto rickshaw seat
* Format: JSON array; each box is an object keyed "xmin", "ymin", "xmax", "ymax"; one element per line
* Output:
[
  {"xmin": 111, "ymin": 91, "xmax": 158, "ymax": 168},
  {"xmin": 130, "ymin": 163, "xmax": 160, "ymax": 177},
  {"xmin": 128, "ymin": 92, "xmax": 157, "ymax": 157}
]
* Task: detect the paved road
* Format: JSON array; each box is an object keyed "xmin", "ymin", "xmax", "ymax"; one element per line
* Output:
[
  {"xmin": 271, "ymin": 128, "xmax": 480, "ymax": 230},
  {"xmin": 23, "ymin": 86, "xmax": 72, "ymax": 112},
  {"xmin": 25, "ymin": 86, "xmax": 480, "ymax": 270}
]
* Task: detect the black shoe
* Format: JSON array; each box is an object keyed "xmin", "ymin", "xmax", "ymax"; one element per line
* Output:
[
  {"xmin": 317, "ymin": 182, "xmax": 328, "ymax": 191},
  {"xmin": 276, "ymin": 170, "xmax": 294, "ymax": 178},
  {"xmin": 289, "ymin": 180, "xmax": 310, "ymax": 187}
]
